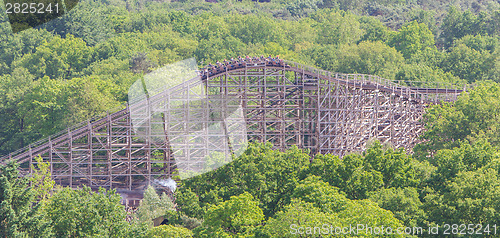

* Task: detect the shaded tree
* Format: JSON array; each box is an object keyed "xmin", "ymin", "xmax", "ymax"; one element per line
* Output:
[
  {"xmin": 369, "ymin": 187, "xmax": 427, "ymax": 227},
  {"xmin": 0, "ymin": 161, "xmax": 52, "ymax": 238},
  {"xmin": 175, "ymin": 188, "xmax": 203, "ymax": 219},
  {"xmin": 130, "ymin": 52, "xmax": 156, "ymax": 74},
  {"xmin": 29, "ymin": 156, "xmax": 55, "ymax": 201},
  {"xmin": 136, "ymin": 185, "xmax": 175, "ymax": 225},
  {"xmin": 181, "ymin": 143, "xmax": 311, "ymax": 217},
  {"xmin": 441, "ymin": 39, "xmax": 498, "ymax": 83},
  {"xmin": 440, "ymin": 7, "xmax": 489, "ymax": 48}
]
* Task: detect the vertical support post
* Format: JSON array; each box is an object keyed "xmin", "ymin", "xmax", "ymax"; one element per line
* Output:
[
  {"xmin": 263, "ymin": 66, "xmax": 267, "ymax": 143},
  {"xmin": 68, "ymin": 128, "xmax": 73, "ymax": 188},
  {"xmin": 49, "ymin": 136, "xmax": 53, "ymax": 183},
  {"xmin": 87, "ymin": 121, "xmax": 93, "ymax": 187},
  {"xmin": 146, "ymin": 98, "xmax": 152, "ymax": 187},
  {"xmin": 107, "ymin": 112, "xmax": 112, "ymax": 189},
  {"xmin": 315, "ymin": 70, "xmax": 321, "ymax": 155},
  {"xmin": 28, "ymin": 144, "xmax": 33, "ymax": 174}
]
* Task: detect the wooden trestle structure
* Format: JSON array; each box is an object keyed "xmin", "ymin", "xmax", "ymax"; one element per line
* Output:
[{"xmin": 0, "ymin": 59, "xmax": 464, "ymax": 203}]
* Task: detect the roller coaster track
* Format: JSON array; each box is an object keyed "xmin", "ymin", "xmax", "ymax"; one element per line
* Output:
[{"xmin": 0, "ymin": 59, "xmax": 466, "ymax": 203}]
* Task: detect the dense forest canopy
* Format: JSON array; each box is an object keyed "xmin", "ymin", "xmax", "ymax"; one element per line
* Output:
[{"xmin": 0, "ymin": 0, "xmax": 499, "ymax": 237}]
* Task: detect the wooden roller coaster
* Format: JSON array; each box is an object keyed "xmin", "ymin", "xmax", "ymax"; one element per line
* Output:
[{"xmin": 0, "ymin": 59, "xmax": 465, "ymax": 204}]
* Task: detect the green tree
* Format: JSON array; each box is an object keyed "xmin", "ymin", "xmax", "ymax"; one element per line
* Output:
[
  {"xmin": 407, "ymin": 47, "xmax": 445, "ymax": 69},
  {"xmin": 16, "ymin": 75, "xmax": 120, "ymax": 142},
  {"xmin": 426, "ymin": 140, "xmax": 498, "ymax": 192},
  {"xmin": 256, "ymin": 199, "xmax": 339, "ymax": 238},
  {"xmin": 181, "ymin": 143, "xmax": 311, "ymax": 218},
  {"xmin": 337, "ymin": 199, "xmax": 404, "ymax": 237},
  {"xmin": 148, "ymin": 225, "xmax": 193, "ymax": 238},
  {"xmin": 310, "ymin": 141, "xmax": 420, "ymax": 199},
  {"xmin": 424, "ymin": 168, "xmax": 500, "ymax": 225},
  {"xmin": 441, "ymin": 41, "xmax": 497, "ymax": 83},
  {"xmin": 305, "ymin": 44, "xmax": 340, "ymax": 71},
  {"xmin": 416, "ymin": 82, "xmax": 500, "ymax": 154},
  {"xmin": 309, "ymin": 151, "xmax": 384, "ymax": 200},
  {"xmin": 291, "ymin": 176, "xmax": 348, "ymax": 214},
  {"xmin": 194, "ymin": 226, "xmax": 231, "ymax": 238},
  {"xmin": 0, "ymin": 161, "xmax": 52, "ymax": 238},
  {"xmin": 0, "ymin": 67, "xmax": 36, "ymax": 155},
  {"xmin": 175, "ymin": 188, "xmax": 203, "ymax": 219},
  {"xmin": 202, "ymin": 192, "xmax": 264, "ymax": 236},
  {"xmin": 281, "ymin": 18, "xmax": 317, "ymax": 48},
  {"xmin": 15, "ymin": 34, "xmax": 94, "ymax": 79},
  {"xmin": 46, "ymin": 0, "xmax": 115, "ymax": 46},
  {"xmin": 45, "ymin": 186, "xmax": 128, "ymax": 237},
  {"xmin": 226, "ymin": 14, "xmax": 279, "ymax": 46},
  {"xmin": 29, "ymin": 156, "xmax": 55, "ymax": 201},
  {"xmin": 286, "ymin": 0, "xmax": 321, "ymax": 17},
  {"xmin": 136, "ymin": 185, "xmax": 175, "ymax": 225},
  {"xmin": 369, "ymin": 187, "xmax": 427, "ymax": 227},
  {"xmin": 312, "ymin": 9, "xmax": 364, "ymax": 45},
  {"xmin": 194, "ymin": 36, "xmax": 246, "ymax": 64},
  {"xmin": 18, "ymin": 76, "xmax": 66, "ymax": 137},
  {"xmin": 440, "ymin": 7, "xmax": 489, "ymax": 48},
  {"xmin": 358, "ymin": 16, "xmax": 391, "ymax": 43},
  {"xmin": 0, "ymin": 27, "xmax": 54, "ymax": 75},
  {"xmin": 395, "ymin": 63, "xmax": 464, "ymax": 87},
  {"xmin": 258, "ymin": 197, "xmax": 405, "ymax": 237},
  {"xmin": 335, "ymin": 41, "xmax": 405, "ymax": 79},
  {"xmin": 454, "ymin": 34, "xmax": 498, "ymax": 54},
  {"xmin": 389, "ymin": 21, "xmax": 435, "ymax": 59},
  {"xmin": 407, "ymin": 8, "xmax": 438, "ymax": 36}
]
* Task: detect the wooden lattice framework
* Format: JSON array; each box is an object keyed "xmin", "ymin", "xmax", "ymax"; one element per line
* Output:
[{"xmin": 0, "ymin": 60, "xmax": 464, "ymax": 201}]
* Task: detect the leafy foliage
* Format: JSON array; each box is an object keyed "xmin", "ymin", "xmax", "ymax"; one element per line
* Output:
[
  {"xmin": 389, "ymin": 21, "xmax": 435, "ymax": 59},
  {"xmin": 201, "ymin": 192, "xmax": 264, "ymax": 236},
  {"xmin": 256, "ymin": 199, "xmax": 339, "ymax": 238},
  {"xmin": 440, "ymin": 6, "xmax": 492, "ymax": 49},
  {"xmin": 136, "ymin": 185, "xmax": 175, "ymax": 225},
  {"xmin": 0, "ymin": 161, "xmax": 52, "ymax": 238},
  {"xmin": 417, "ymin": 82, "xmax": 500, "ymax": 154},
  {"xmin": 424, "ymin": 168, "xmax": 500, "ymax": 226},
  {"xmin": 310, "ymin": 141, "xmax": 421, "ymax": 199},
  {"xmin": 179, "ymin": 143, "xmax": 311, "ymax": 218},
  {"xmin": 148, "ymin": 225, "xmax": 193, "ymax": 238},
  {"xmin": 45, "ymin": 186, "xmax": 129, "ymax": 237},
  {"xmin": 369, "ymin": 187, "xmax": 426, "ymax": 227},
  {"xmin": 175, "ymin": 188, "xmax": 203, "ymax": 219},
  {"xmin": 29, "ymin": 156, "xmax": 55, "ymax": 201}
]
